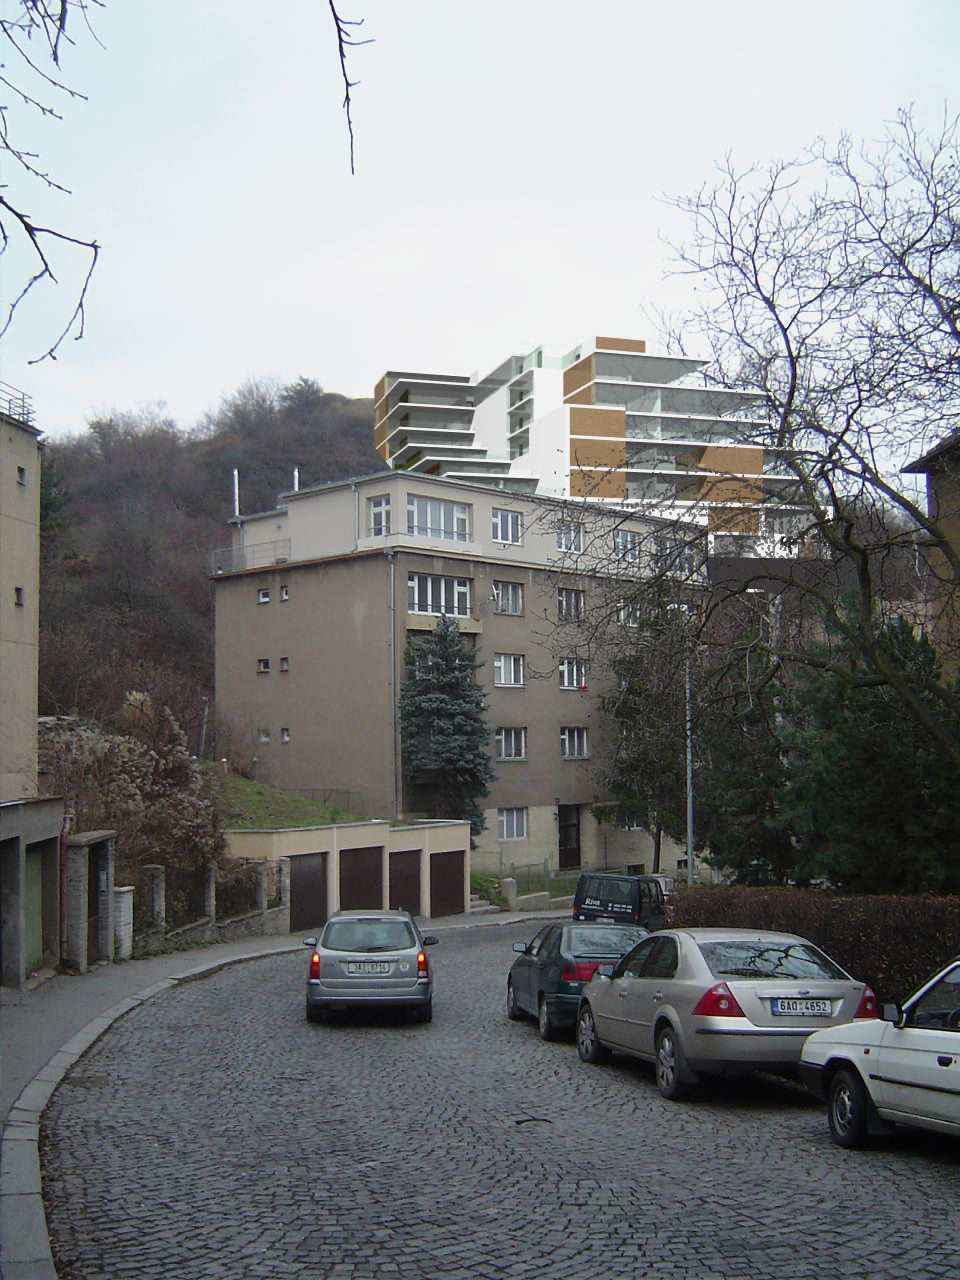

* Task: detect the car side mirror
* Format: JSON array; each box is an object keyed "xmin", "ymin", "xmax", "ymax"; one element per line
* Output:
[
  {"xmin": 513, "ymin": 941, "xmax": 528, "ymax": 953},
  {"xmin": 303, "ymin": 937, "xmax": 318, "ymax": 947},
  {"xmin": 422, "ymin": 935, "xmax": 439, "ymax": 946},
  {"xmin": 596, "ymin": 963, "xmax": 615, "ymax": 979},
  {"xmin": 881, "ymin": 1002, "xmax": 904, "ymax": 1026}
]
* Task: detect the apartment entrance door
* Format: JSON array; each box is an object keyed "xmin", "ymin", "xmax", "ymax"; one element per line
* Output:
[{"xmin": 558, "ymin": 805, "xmax": 581, "ymax": 870}]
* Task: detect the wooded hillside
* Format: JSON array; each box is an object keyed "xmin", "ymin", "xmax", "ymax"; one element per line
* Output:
[{"xmin": 39, "ymin": 377, "xmax": 379, "ymax": 751}]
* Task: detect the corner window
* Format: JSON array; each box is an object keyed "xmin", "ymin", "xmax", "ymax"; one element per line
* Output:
[
  {"xmin": 497, "ymin": 807, "xmax": 528, "ymax": 840},
  {"xmin": 491, "ymin": 508, "xmax": 523, "ymax": 544},
  {"xmin": 560, "ymin": 726, "xmax": 589, "ymax": 759},
  {"xmin": 369, "ymin": 496, "xmax": 391, "ymax": 537},
  {"xmin": 493, "ymin": 653, "xmax": 525, "ymax": 686},
  {"xmin": 257, "ymin": 658, "xmax": 271, "ymax": 674},
  {"xmin": 407, "ymin": 494, "xmax": 470, "ymax": 542}
]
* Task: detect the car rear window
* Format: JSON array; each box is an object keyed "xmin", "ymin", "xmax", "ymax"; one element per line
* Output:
[
  {"xmin": 567, "ymin": 926, "xmax": 648, "ymax": 956},
  {"xmin": 322, "ymin": 919, "xmax": 416, "ymax": 952},
  {"xmin": 697, "ymin": 940, "xmax": 848, "ymax": 981},
  {"xmin": 585, "ymin": 878, "xmax": 634, "ymax": 906}
]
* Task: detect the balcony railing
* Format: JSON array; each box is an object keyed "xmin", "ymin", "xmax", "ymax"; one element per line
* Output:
[
  {"xmin": 0, "ymin": 381, "xmax": 34, "ymax": 427},
  {"xmin": 210, "ymin": 539, "xmax": 291, "ymax": 574}
]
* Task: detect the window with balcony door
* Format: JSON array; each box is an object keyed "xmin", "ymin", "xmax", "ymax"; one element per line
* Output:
[
  {"xmin": 407, "ymin": 573, "xmax": 471, "ymax": 617},
  {"xmin": 407, "ymin": 494, "xmax": 470, "ymax": 542}
]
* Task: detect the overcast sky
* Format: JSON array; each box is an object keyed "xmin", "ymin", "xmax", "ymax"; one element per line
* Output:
[{"xmin": 1, "ymin": 1, "xmax": 956, "ymax": 438}]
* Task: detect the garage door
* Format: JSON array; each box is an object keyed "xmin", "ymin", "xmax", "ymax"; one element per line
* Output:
[
  {"xmin": 338, "ymin": 847, "xmax": 383, "ymax": 911},
  {"xmin": 389, "ymin": 850, "xmax": 420, "ymax": 914},
  {"xmin": 429, "ymin": 849, "xmax": 465, "ymax": 918},
  {"xmin": 289, "ymin": 852, "xmax": 328, "ymax": 933}
]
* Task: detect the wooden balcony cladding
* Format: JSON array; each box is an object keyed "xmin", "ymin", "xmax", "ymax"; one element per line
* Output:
[
  {"xmin": 569, "ymin": 468, "xmax": 627, "ymax": 499},
  {"xmin": 698, "ymin": 473, "xmax": 766, "ymax": 507},
  {"xmin": 375, "ymin": 375, "xmax": 388, "ymax": 404},
  {"xmin": 708, "ymin": 506, "xmax": 761, "ymax": 533},
  {"xmin": 595, "ymin": 336, "xmax": 647, "ymax": 354},
  {"xmin": 563, "ymin": 355, "xmax": 594, "ymax": 400},
  {"xmin": 699, "ymin": 444, "xmax": 764, "ymax": 475},
  {"xmin": 569, "ymin": 406, "xmax": 626, "ymax": 437},
  {"xmin": 569, "ymin": 438, "xmax": 627, "ymax": 471}
]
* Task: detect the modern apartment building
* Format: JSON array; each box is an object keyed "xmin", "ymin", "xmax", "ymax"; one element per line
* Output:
[
  {"xmin": 0, "ymin": 387, "xmax": 64, "ymax": 985},
  {"xmin": 374, "ymin": 334, "xmax": 802, "ymax": 556},
  {"xmin": 212, "ymin": 470, "xmax": 696, "ymax": 878}
]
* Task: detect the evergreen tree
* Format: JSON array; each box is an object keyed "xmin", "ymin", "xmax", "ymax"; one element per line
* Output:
[{"xmin": 399, "ymin": 616, "xmax": 495, "ymax": 837}]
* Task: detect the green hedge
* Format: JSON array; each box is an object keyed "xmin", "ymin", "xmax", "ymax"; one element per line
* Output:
[{"xmin": 671, "ymin": 887, "xmax": 960, "ymax": 1004}]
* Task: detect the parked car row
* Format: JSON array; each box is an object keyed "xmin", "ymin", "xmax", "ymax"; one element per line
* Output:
[{"xmin": 507, "ymin": 921, "xmax": 960, "ymax": 1150}]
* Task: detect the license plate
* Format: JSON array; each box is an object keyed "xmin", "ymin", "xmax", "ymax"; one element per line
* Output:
[
  {"xmin": 347, "ymin": 961, "xmax": 390, "ymax": 975},
  {"xmin": 771, "ymin": 998, "xmax": 832, "ymax": 1016}
]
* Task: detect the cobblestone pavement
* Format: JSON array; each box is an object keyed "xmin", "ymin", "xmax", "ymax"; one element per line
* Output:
[{"xmin": 41, "ymin": 923, "xmax": 960, "ymax": 1280}]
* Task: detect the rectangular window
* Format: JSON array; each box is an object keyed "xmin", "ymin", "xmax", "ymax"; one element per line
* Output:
[
  {"xmin": 557, "ymin": 588, "xmax": 585, "ymax": 622},
  {"xmin": 559, "ymin": 657, "xmax": 586, "ymax": 689},
  {"xmin": 259, "ymin": 727, "xmax": 271, "ymax": 744},
  {"xmin": 497, "ymin": 807, "xmax": 528, "ymax": 840},
  {"xmin": 257, "ymin": 657, "xmax": 271, "ymax": 674},
  {"xmin": 17, "ymin": 466, "xmax": 26, "ymax": 485},
  {"xmin": 493, "ymin": 653, "xmax": 525, "ymax": 686},
  {"xmin": 279, "ymin": 656, "xmax": 290, "ymax": 672},
  {"xmin": 495, "ymin": 727, "xmax": 527, "ymax": 760},
  {"xmin": 618, "ymin": 599, "xmax": 641, "ymax": 627},
  {"xmin": 556, "ymin": 522, "xmax": 583, "ymax": 553},
  {"xmin": 257, "ymin": 588, "xmax": 270, "ymax": 604},
  {"xmin": 613, "ymin": 529, "xmax": 642, "ymax": 562},
  {"xmin": 492, "ymin": 580, "xmax": 523, "ymax": 615},
  {"xmin": 280, "ymin": 584, "xmax": 290, "ymax": 601},
  {"xmin": 560, "ymin": 726, "xmax": 589, "ymax": 759},
  {"xmin": 407, "ymin": 495, "xmax": 470, "ymax": 542},
  {"xmin": 407, "ymin": 573, "xmax": 470, "ymax": 617},
  {"xmin": 280, "ymin": 727, "xmax": 291, "ymax": 743},
  {"xmin": 370, "ymin": 496, "xmax": 391, "ymax": 537},
  {"xmin": 14, "ymin": 586, "xmax": 25, "ymax": 607},
  {"xmin": 491, "ymin": 507, "xmax": 523, "ymax": 544}
]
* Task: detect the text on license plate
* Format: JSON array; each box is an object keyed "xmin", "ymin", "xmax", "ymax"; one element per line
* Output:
[
  {"xmin": 771, "ymin": 998, "xmax": 832, "ymax": 1016},
  {"xmin": 347, "ymin": 961, "xmax": 391, "ymax": 975}
]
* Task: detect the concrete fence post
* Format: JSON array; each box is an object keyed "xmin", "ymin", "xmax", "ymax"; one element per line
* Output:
[
  {"xmin": 204, "ymin": 864, "xmax": 217, "ymax": 921},
  {"xmin": 114, "ymin": 886, "xmax": 134, "ymax": 960},
  {"xmin": 501, "ymin": 877, "xmax": 518, "ymax": 912},
  {"xmin": 255, "ymin": 862, "xmax": 268, "ymax": 913},
  {"xmin": 139, "ymin": 865, "xmax": 165, "ymax": 929},
  {"xmin": 277, "ymin": 857, "xmax": 291, "ymax": 933}
]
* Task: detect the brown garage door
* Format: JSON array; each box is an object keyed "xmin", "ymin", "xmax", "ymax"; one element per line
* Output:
[
  {"xmin": 289, "ymin": 852, "xmax": 328, "ymax": 933},
  {"xmin": 429, "ymin": 849, "xmax": 465, "ymax": 918},
  {"xmin": 338, "ymin": 847, "xmax": 383, "ymax": 911},
  {"xmin": 389, "ymin": 850, "xmax": 420, "ymax": 914}
]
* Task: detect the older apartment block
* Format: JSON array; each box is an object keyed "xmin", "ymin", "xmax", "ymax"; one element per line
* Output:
[
  {"xmin": 374, "ymin": 334, "xmax": 803, "ymax": 558},
  {"xmin": 212, "ymin": 471, "xmax": 693, "ymax": 877}
]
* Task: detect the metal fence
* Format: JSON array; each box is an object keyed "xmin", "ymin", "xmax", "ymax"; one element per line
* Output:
[{"xmin": 0, "ymin": 380, "xmax": 34, "ymax": 427}]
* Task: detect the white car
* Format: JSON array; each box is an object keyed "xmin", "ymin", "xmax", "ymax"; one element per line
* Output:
[{"xmin": 799, "ymin": 956, "xmax": 960, "ymax": 1147}]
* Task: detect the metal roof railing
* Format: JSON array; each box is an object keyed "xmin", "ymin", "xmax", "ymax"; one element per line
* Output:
[{"xmin": 0, "ymin": 381, "xmax": 35, "ymax": 428}]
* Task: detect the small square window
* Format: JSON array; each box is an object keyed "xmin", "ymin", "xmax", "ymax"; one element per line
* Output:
[
  {"xmin": 279, "ymin": 656, "xmax": 290, "ymax": 672},
  {"xmin": 257, "ymin": 588, "xmax": 270, "ymax": 604},
  {"xmin": 280, "ymin": 584, "xmax": 289, "ymax": 601},
  {"xmin": 259, "ymin": 728, "xmax": 271, "ymax": 744},
  {"xmin": 14, "ymin": 586, "xmax": 25, "ymax": 607},
  {"xmin": 257, "ymin": 657, "xmax": 271, "ymax": 674},
  {"xmin": 280, "ymin": 727, "xmax": 291, "ymax": 743}
]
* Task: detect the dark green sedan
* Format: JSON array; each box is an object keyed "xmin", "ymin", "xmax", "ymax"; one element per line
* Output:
[{"xmin": 507, "ymin": 923, "xmax": 649, "ymax": 1040}]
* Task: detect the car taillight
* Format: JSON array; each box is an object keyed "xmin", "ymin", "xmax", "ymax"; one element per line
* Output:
[
  {"xmin": 632, "ymin": 909, "xmax": 640, "ymax": 924},
  {"xmin": 854, "ymin": 986, "xmax": 878, "ymax": 1018},
  {"xmin": 309, "ymin": 951, "xmax": 320, "ymax": 980},
  {"xmin": 692, "ymin": 982, "xmax": 745, "ymax": 1017},
  {"xmin": 561, "ymin": 962, "xmax": 600, "ymax": 983},
  {"xmin": 417, "ymin": 950, "xmax": 428, "ymax": 978}
]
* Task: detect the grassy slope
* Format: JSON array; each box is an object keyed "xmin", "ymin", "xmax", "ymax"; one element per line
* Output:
[{"xmin": 213, "ymin": 769, "xmax": 366, "ymax": 829}]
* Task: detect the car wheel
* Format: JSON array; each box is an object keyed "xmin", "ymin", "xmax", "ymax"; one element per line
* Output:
[
  {"xmin": 827, "ymin": 1068, "xmax": 869, "ymax": 1148},
  {"xmin": 414, "ymin": 1001, "xmax": 433, "ymax": 1024},
  {"xmin": 576, "ymin": 1004, "xmax": 610, "ymax": 1063},
  {"xmin": 538, "ymin": 996, "xmax": 556, "ymax": 1041},
  {"xmin": 305, "ymin": 999, "xmax": 325, "ymax": 1025},
  {"xmin": 655, "ymin": 1023, "xmax": 690, "ymax": 1100},
  {"xmin": 507, "ymin": 978, "xmax": 523, "ymax": 1021}
]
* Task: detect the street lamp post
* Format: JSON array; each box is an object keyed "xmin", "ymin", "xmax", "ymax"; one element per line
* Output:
[{"xmin": 683, "ymin": 647, "xmax": 694, "ymax": 888}]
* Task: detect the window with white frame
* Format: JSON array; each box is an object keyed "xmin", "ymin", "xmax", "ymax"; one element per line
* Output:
[
  {"xmin": 257, "ymin": 587, "xmax": 270, "ymax": 604},
  {"xmin": 492, "ymin": 580, "xmax": 523, "ymax": 615},
  {"xmin": 280, "ymin": 584, "xmax": 289, "ymax": 601},
  {"xmin": 257, "ymin": 657, "xmax": 271, "ymax": 674},
  {"xmin": 613, "ymin": 528, "xmax": 642, "ymax": 562},
  {"xmin": 408, "ymin": 573, "xmax": 470, "ymax": 617},
  {"xmin": 493, "ymin": 653, "xmax": 525, "ymax": 686},
  {"xmin": 560, "ymin": 726, "xmax": 589, "ymax": 759},
  {"xmin": 407, "ymin": 494, "xmax": 470, "ymax": 542},
  {"xmin": 557, "ymin": 588, "xmax": 585, "ymax": 622},
  {"xmin": 369, "ymin": 495, "xmax": 391, "ymax": 537},
  {"xmin": 559, "ymin": 657, "xmax": 586, "ymax": 689},
  {"xmin": 497, "ymin": 807, "xmax": 528, "ymax": 840},
  {"xmin": 280, "ymin": 727, "xmax": 291, "ymax": 743},
  {"xmin": 491, "ymin": 507, "xmax": 523, "ymax": 544},
  {"xmin": 556, "ymin": 522, "xmax": 583, "ymax": 553},
  {"xmin": 495, "ymin": 727, "xmax": 527, "ymax": 760},
  {"xmin": 279, "ymin": 656, "xmax": 290, "ymax": 672},
  {"xmin": 259, "ymin": 727, "xmax": 271, "ymax": 743},
  {"xmin": 618, "ymin": 598, "xmax": 642, "ymax": 627}
]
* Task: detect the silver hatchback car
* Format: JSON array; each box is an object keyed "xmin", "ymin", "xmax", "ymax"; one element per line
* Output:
[
  {"xmin": 576, "ymin": 927, "xmax": 877, "ymax": 1099},
  {"xmin": 304, "ymin": 910, "xmax": 439, "ymax": 1024}
]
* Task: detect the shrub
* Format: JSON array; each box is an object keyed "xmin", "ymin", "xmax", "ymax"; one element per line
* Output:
[{"xmin": 671, "ymin": 886, "xmax": 960, "ymax": 1003}]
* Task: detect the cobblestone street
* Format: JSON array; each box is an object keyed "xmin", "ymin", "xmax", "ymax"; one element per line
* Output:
[{"xmin": 41, "ymin": 922, "xmax": 960, "ymax": 1279}]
